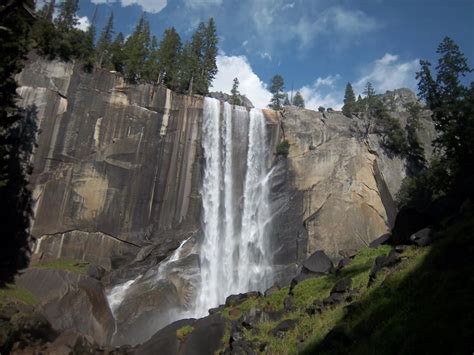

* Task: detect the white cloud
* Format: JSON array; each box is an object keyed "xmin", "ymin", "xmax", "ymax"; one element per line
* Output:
[
  {"xmin": 258, "ymin": 52, "xmax": 272, "ymax": 61},
  {"xmin": 293, "ymin": 6, "xmax": 378, "ymax": 47},
  {"xmin": 90, "ymin": 0, "xmax": 167, "ymax": 13},
  {"xmin": 74, "ymin": 16, "xmax": 90, "ymax": 31},
  {"xmin": 211, "ymin": 55, "xmax": 272, "ymax": 109},
  {"xmin": 296, "ymin": 86, "xmax": 343, "ymax": 111},
  {"xmin": 354, "ymin": 53, "xmax": 420, "ymax": 94},
  {"xmin": 315, "ymin": 74, "xmax": 340, "ymax": 88}
]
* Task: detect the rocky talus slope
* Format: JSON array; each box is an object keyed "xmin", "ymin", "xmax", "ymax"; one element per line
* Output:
[{"xmin": 0, "ymin": 57, "xmax": 440, "ymax": 352}]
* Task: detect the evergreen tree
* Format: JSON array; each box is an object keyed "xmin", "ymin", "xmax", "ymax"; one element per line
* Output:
[
  {"xmin": 417, "ymin": 37, "xmax": 473, "ymax": 182},
  {"xmin": 143, "ymin": 35, "xmax": 160, "ymax": 83},
  {"xmin": 269, "ymin": 75, "xmax": 285, "ymax": 110},
  {"xmin": 292, "ymin": 91, "xmax": 305, "ymax": 108},
  {"xmin": 355, "ymin": 94, "xmax": 364, "ymax": 112},
  {"xmin": 318, "ymin": 106, "xmax": 325, "ymax": 112},
  {"xmin": 364, "ymin": 81, "xmax": 376, "ymax": 113},
  {"xmin": 188, "ymin": 18, "xmax": 218, "ymax": 94},
  {"xmin": 0, "ymin": 0, "xmax": 37, "ymax": 285},
  {"xmin": 230, "ymin": 78, "xmax": 241, "ymax": 105},
  {"xmin": 156, "ymin": 27, "xmax": 181, "ymax": 88},
  {"xmin": 108, "ymin": 32, "xmax": 125, "ymax": 73},
  {"xmin": 175, "ymin": 42, "xmax": 197, "ymax": 93},
  {"xmin": 96, "ymin": 12, "xmax": 114, "ymax": 68},
  {"xmin": 283, "ymin": 93, "xmax": 290, "ymax": 106},
  {"xmin": 123, "ymin": 15, "xmax": 151, "ymax": 83},
  {"xmin": 55, "ymin": 0, "xmax": 78, "ymax": 32},
  {"xmin": 342, "ymin": 82, "xmax": 356, "ymax": 117}
]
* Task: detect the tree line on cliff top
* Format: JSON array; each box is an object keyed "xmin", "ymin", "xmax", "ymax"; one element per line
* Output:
[{"xmin": 32, "ymin": 0, "xmax": 218, "ymax": 95}]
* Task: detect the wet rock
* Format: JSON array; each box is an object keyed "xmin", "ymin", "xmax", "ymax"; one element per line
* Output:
[
  {"xmin": 180, "ymin": 314, "xmax": 227, "ymax": 355},
  {"xmin": 330, "ymin": 277, "xmax": 352, "ymax": 294},
  {"xmin": 301, "ymin": 250, "xmax": 333, "ymax": 275},
  {"xmin": 87, "ymin": 264, "xmax": 105, "ymax": 280},
  {"xmin": 134, "ymin": 245, "xmax": 155, "ymax": 263},
  {"xmin": 135, "ymin": 318, "xmax": 196, "ymax": 355},
  {"xmin": 369, "ymin": 233, "xmax": 391, "ymax": 248}
]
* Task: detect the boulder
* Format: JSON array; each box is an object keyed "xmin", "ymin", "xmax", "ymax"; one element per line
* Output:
[
  {"xmin": 301, "ymin": 250, "xmax": 333, "ymax": 275},
  {"xmin": 225, "ymin": 291, "xmax": 261, "ymax": 307},
  {"xmin": 41, "ymin": 277, "xmax": 115, "ymax": 345},
  {"xmin": 269, "ymin": 319, "xmax": 298, "ymax": 338},
  {"xmin": 180, "ymin": 314, "xmax": 227, "ymax": 355},
  {"xmin": 369, "ymin": 252, "xmax": 400, "ymax": 284},
  {"xmin": 330, "ymin": 277, "xmax": 352, "ymax": 294},
  {"xmin": 410, "ymin": 227, "xmax": 433, "ymax": 247},
  {"xmin": 369, "ymin": 233, "xmax": 391, "ymax": 248},
  {"xmin": 392, "ymin": 208, "xmax": 433, "ymax": 245},
  {"xmin": 16, "ymin": 268, "xmax": 84, "ymax": 304}
]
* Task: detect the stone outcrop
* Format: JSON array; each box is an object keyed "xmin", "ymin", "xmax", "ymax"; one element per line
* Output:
[{"xmin": 277, "ymin": 105, "xmax": 434, "ymax": 258}]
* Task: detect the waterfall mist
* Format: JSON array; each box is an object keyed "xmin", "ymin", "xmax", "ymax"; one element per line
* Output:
[{"xmin": 195, "ymin": 98, "xmax": 273, "ymax": 316}]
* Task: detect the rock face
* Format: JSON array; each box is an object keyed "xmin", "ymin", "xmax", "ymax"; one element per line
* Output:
[
  {"xmin": 17, "ymin": 55, "xmax": 203, "ymax": 254},
  {"xmin": 278, "ymin": 105, "xmax": 434, "ymax": 258},
  {"xmin": 16, "ymin": 57, "xmax": 436, "ymax": 347}
]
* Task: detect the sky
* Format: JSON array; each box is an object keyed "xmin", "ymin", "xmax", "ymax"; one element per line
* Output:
[{"xmin": 73, "ymin": 0, "xmax": 474, "ymax": 109}]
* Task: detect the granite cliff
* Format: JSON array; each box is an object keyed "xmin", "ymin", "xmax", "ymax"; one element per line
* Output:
[{"xmin": 11, "ymin": 57, "xmax": 435, "ymax": 348}]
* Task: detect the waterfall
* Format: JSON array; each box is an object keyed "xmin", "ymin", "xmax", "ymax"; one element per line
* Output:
[{"xmin": 195, "ymin": 98, "xmax": 273, "ymax": 316}]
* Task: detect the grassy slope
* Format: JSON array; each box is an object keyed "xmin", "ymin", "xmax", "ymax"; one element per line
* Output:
[
  {"xmin": 214, "ymin": 214, "xmax": 474, "ymax": 354},
  {"xmin": 307, "ymin": 214, "xmax": 474, "ymax": 355}
]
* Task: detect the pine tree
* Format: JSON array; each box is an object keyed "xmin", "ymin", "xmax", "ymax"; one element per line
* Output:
[
  {"xmin": 292, "ymin": 91, "xmax": 305, "ymax": 108},
  {"xmin": 108, "ymin": 32, "xmax": 125, "ymax": 73},
  {"xmin": 55, "ymin": 0, "xmax": 78, "ymax": 32},
  {"xmin": 156, "ymin": 27, "xmax": 181, "ymax": 88},
  {"xmin": 283, "ymin": 93, "xmax": 290, "ymax": 106},
  {"xmin": 269, "ymin": 75, "xmax": 285, "ymax": 110},
  {"xmin": 188, "ymin": 18, "xmax": 218, "ymax": 95},
  {"xmin": 96, "ymin": 12, "xmax": 114, "ymax": 68},
  {"xmin": 342, "ymin": 82, "xmax": 356, "ymax": 117},
  {"xmin": 364, "ymin": 81, "xmax": 376, "ymax": 112},
  {"xmin": 417, "ymin": 37, "xmax": 473, "ymax": 178},
  {"xmin": 230, "ymin": 78, "xmax": 241, "ymax": 105},
  {"xmin": 123, "ymin": 14, "xmax": 151, "ymax": 83}
]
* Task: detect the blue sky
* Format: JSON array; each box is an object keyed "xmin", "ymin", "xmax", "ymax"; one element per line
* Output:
[{"xmin": 74, "ymin": 0, "xmax": 474, "ymax": 109}]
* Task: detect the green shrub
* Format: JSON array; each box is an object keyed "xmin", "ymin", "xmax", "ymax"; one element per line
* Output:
[{"xmin": 276, "ymin": 140, "xmax": 290, "ymax": 157}]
